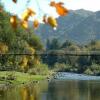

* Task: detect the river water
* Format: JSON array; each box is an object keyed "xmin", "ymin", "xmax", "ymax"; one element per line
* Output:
[{"xmin": 0, "ymin": 73, "xmax": 100, "ymax": 100}]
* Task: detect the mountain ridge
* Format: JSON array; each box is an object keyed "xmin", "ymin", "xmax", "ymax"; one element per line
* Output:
[{"xmin": 31, "ymin": 9, "xmax": 100, "ymax": 45}]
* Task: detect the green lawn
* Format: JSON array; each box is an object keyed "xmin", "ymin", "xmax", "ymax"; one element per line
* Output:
[{"xmin": 0, "ymin": 71, "xmax": 46, "ymax": 85}]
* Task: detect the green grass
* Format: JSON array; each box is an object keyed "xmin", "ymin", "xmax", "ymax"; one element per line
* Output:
[{"xmin": 0, "ymin": 71, "xmax": 46, "ymax": 85}]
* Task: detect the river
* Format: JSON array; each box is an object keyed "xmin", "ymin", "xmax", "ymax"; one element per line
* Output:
[{"xmin": 0, "ymin": 72, "xmax": 100, "ymax": 100}]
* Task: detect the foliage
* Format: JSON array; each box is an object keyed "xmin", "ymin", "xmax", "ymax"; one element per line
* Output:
[
  {"xmin": 44, "ymin": 38, "xmax": 100, "ymax": 75},
  {"xmin": 84, "ymin": 68, "xmax": 94, "ymax": 75},
  {"xmin": 46, "ymin": 38, "xmax": 60, "ymax": 50},
  {"xmin": 0, "ymin": 3, "xmax": 100, "ymax": 76},
  {"xmin": 0, "ymin": 42, "xmax": 8, "ymax": 54},
  {"xmin": 90, "ymin": 63, "xmax": 100, "ymax": 75},
  {"xmin": 53, "ymin": 63, "xmax": 72, "ymax": 72},
  {"xmin": 1, "ymin": 0, "xmax": 69, "ymax": 29},
  {"xmin": 28, "ymin": 63, "xmax": 49, "ymax": 75},
  {"xmin": 0, "ymin": 7, "xmax": 45, "ymax": 73}
]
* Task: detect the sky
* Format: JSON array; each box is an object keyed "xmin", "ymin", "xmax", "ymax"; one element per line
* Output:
[{"xmin": 1, "ymin": 0, "xmax": 100, "ymax": 20}]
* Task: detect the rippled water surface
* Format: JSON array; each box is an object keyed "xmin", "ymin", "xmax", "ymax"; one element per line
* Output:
[{"xmin": 0, "ymin": 73, "xmax": 100, "ymax": 100}]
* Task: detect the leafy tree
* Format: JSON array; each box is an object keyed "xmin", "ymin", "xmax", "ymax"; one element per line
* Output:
[
  {"xmin": 61, "ymin": 40, "xmax": 73, "ymax": 48},
  {"xmin": 49, "ymin": 38, "xmax": 60, "ymax": 50},
  {"xmin": 0, "ymin": 6, "xmax": 43, "ymax": 72}
]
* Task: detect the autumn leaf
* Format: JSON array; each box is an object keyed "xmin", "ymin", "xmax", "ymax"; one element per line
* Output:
[
  {"xmin": 22, "ymin": 8, "xmax": 36, "ymax": 21},
  {"xmin": 21, "ymin": 20, "xmax": 28, "ymax": 29},
  {"xmin": 10, "ymin": 15, "xmax": 17, "ymax": 29},
  {"xmin": 8, "ymin": 1, "xmax": 69, "ymax": 30},
  {"xmin": 12, "ymin": 0, "xmax": 17, "ymax": 3},
  {"xmin": 50, "ymin": 1, "xmax": 68, "ymax": 16},
  {"xmin": 27, "ymin": 8, "xmax": 36, "ymax": 16},
  {"xmin": 43, "ymin": 15, "xmax": 47, "ymax": 23},
  {"xmin": 47, "ymin": 16, "xmax": 58, "ymax": 28},
  {"xmin": 22, "ymin": 12, "xmax": 29, "ymax": 21},
  {"xmin": 33, "ymin": 19, "xmax": 39, "ymax": 29}
]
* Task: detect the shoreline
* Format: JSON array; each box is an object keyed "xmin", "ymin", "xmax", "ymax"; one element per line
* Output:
[
  {"xmin": 0, "ymin": 71, "xmax": 47, "ymax": 86},
  {"xmin": 1, "ymin": 71, "xmax": 100, "ymax": 89},
  {"xmin": 0, "ymin": 70, "xmax": 55, "ymax": 88},
  {"xmin": 53, "ymin": 72, "xmax": 100, "ymax": 80}
]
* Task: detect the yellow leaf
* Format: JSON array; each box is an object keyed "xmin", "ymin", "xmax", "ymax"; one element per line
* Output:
[
  {"xmin": 21, "ymin": 20, "xmax": 28, "ymax": 29},
  {"xmin": 10, "ymin": 15, "xmax": 17, "ymax": 29},
  {"xmin": 47, "ymin": 16, "xmax": 58, "ymax": 28},
  {"xmin": 33, "ymin": 19, "xmax": 39, "ymax": 29},
  {"xmin": 22, "ymin": 12, "xmax": 29, "ymax": 21},
  {"xmin": 27, "ymin": 8, "xmax": 36, "ymax": 16},
  {"xmin": 22, "ymin": 8, "xmax": 36, "ymax": 21}
]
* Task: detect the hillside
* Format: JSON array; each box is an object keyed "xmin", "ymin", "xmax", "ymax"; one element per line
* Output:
[{"xmin": 33, "ymin": 9, "xmax": 100, "ymax": 45}]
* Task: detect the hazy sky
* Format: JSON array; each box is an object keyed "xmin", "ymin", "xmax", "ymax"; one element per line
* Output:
[{"xmin": 1, "ymin": 0, "xmax": 100, "ymax": 20}]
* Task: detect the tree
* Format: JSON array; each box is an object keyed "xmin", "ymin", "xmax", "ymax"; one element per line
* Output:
[
  {"xmin": 46, "ymin": 38, "xmax": 51, "ymax": 50},
  {"xmin": 50, "ymin": 38, "xmax": 60, "ymax": 50},
  {"xmin": 61, "ymin": 40, "xmax": 73, "ymax": 48},
  {"xmin": 0, "ymin": 7, "xmax": 43, "ymax": 71}
]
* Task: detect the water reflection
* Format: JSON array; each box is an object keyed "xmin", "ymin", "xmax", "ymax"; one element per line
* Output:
[
  {"xmin": 0, "ymin": 80, "xmax": 100, "ymax": 100},
  {"xmin": 47, "ymin": 80, "xmax": 100, "ymax": 100},
  {"xmin": 0, "ymin": 89, "xmax": 7, "ymax": 100}
]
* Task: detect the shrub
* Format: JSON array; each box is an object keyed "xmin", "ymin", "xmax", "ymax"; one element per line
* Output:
[
  {"xmin": 28, "ymin": 63, "xmax": 48, "ymax": 75},
  {"xmin": 90, "ymin": 63, "xmax": 100, "ymax": 75},
  {"xmin": 53, "ymin": 63, "xmax": 72, "ymax": 72},
  {"xmin": 70, "ymin": 68, "xmax": 78, "ymax": 73},
  {"xmin": 84, "ymin": 68, "xmax": 93, "ymax": 75}
]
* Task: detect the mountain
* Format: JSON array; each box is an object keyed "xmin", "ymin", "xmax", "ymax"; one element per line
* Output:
[
  {"xmin": 32, "ymin": 9, "xmax": 100, "ymax": 45},
  {"xmin": 69, "ymin": 11, "xmax": 100, "ymax": 44}
]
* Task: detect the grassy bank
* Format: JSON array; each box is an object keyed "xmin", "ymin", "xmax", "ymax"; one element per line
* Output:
[{"xmin": 0, "ymin": 71, "xmax": 47, "ymax": 85}]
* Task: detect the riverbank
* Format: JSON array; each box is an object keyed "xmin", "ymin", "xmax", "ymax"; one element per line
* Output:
[{"xmin": 0, "ymin": 71, "xmax": 48, "ymax": 86}]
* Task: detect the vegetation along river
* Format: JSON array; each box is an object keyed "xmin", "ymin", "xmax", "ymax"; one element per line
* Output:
[{"xmin": 0, "ymin": 72, "xmax": 100, "ymax": 100}]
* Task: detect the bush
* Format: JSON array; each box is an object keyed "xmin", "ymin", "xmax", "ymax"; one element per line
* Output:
[
  {"xmin": 90, "ymin": 63, "xmax": 100, "ymax": 75},
  {"xmin": 70, "ymin": 68, "xmax": 78, "ymax": 73},
  {"xmin": 53, "ymin": 63, "xmax": 72, "ymax": 72},
  {"xmin": 84, "ymin": 68, "xmax": 93, "ymax": 75},
  {"xmin": 28, "ymin": 63, "xmax": 48, "ymax": 75}
]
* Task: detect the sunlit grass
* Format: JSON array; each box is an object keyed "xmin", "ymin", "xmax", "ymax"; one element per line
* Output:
[{"xmin": 0, "ymin": 71, "xmax": 46, "ymax": 85}]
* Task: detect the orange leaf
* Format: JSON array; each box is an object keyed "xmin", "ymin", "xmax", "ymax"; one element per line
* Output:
[
  {"xmin": 10, "ymin": 15, "xmax": 17, "ymax": 29},
  {"xmin": 33, "ymin": 19, "xmax": 39, "ymax": 29},
  {"xmin": 50, "ymin": 1, "xmax": 68, "ymax": 16},
  {"xmin": 12, "ymin": 0, "xmax": 17, "ymax": 3}
]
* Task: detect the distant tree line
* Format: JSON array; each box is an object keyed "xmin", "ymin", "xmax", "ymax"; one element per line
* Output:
[{"xmin": 42, "ymin": 38, "xmax": 100, "ymax": 75}]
